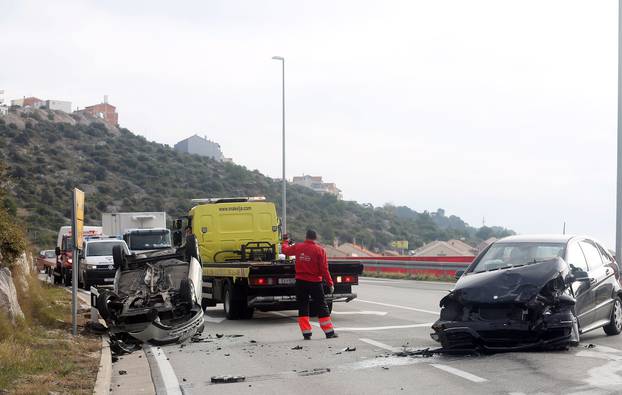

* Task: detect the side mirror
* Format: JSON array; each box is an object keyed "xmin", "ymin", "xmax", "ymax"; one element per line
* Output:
[
  {"xmin": 572, "ymin": 270, "xmax": 591, "ymax": 283},
  {"xmin": 173, "ymin": 219, "xmax": 183, "ymax": 230},
  {"xmin": 55, "ymin": 246, "xmax": 61, "ymax": 256},
  {"xmin": 455, "ymin": 270, "xmax": 465, "ymax": 280},
  {"xmin": 172, "ymin": 230, "xmax": 183, "ymax": 247}
]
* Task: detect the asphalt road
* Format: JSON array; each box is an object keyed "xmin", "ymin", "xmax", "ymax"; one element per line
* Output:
[{"xmin": 137, "ymin": 277, "xmax": 622, "ymax": 395}]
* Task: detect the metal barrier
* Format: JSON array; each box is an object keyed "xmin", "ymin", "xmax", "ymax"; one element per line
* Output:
[{"xmin": 329, "ymin": 256, "xmax": 474, "ymax": 277}]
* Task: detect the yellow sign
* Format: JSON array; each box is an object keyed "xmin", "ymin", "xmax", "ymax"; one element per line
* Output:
[
  {"xmin": 391, "ymin": 240, "xmax": 409, "ymax": 249},
  {"xmin": 73, "ymin": 188, "xmax": 85, "ymax": 249}
]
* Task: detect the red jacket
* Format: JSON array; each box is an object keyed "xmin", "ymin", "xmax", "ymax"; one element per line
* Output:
[{"xmin": 282, "ymin": 240, "xmax": 333, "ymax": 287}]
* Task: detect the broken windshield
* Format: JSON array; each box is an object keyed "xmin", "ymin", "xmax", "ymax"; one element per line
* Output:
[{"xmin": 472, "ymin": 242, "xmax": 566, "ymax": 273}]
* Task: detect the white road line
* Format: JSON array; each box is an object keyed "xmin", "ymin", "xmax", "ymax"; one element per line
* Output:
[
  {"xmin": 268, "ymin": 311, "xmax": 432, "ymax": 331},
  {"xmin": 430, "ymin": 364, "xmax": 488, "ymax": 383},
  {"xmin": 145, "ymin": 345, "xmax": 182, "ymax": 395},
  {"xmin": 337, "ymin": 323, "xmax": 434, "ymax": 331},
  {"xmin": 356, "ymin": 299, "xmax": 439, "ymax": 315},
  {"xmin": 203, "ymin": 311, "xmax": 226, "ymax": 323},
  {"xmin": 359, "ymin": 338, "xmax": 401, "ymax": 352},
  {"xmin": 331, "ymin": 310, "xmax": 388, "ymax": 316}
]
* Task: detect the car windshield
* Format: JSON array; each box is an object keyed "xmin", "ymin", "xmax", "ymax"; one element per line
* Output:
[
  {"xmin": 87, "ymin": 242, "xmax": 126, "ymax": 257},
  {"xmin": 44, "ymin": 250, "xmax": 55, "ymax": 258},
  {"xmin": 472, "ymin": 242, "xmax": 566, "ymax": 273},
  {"xmin": 128, "ymin": 231, "xmax": 171, "ymax": 250}
]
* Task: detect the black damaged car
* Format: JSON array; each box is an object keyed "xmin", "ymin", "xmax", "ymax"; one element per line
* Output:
[{"xmin": 432, "ymin": 235, "xmax": 622, "ymax": 351}]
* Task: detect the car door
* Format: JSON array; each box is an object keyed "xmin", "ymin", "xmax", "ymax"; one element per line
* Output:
[
  {"xmin": 579, "ymin": 240, "xmax": 614, "ymax": 326},
  {"xmin": 592, "ymin": 241, "xmax": 617, "ymax": 323},
  {"xmin": 564, "ymin": 240, "xmax": 594, "ymax": 328}
]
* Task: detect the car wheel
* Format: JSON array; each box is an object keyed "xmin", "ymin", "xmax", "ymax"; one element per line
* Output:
[
  {"xmin": 179, "ymin": 279, "xmax": 194, "ymax": 305},
  {"xmin": 604, "ymin": 297, "xmax": 622, "ymax": 336},
  {"xmin": 97, "ymin": 291, "xmax": 118, "ymax": 321},
  {"xmin": 112, "ymin": 245, "xmax": 126, "ymax": 270}
]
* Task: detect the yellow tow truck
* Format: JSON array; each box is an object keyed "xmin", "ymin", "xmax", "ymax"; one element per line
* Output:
[{"xmin": 172, "ymin": 197, "xmax": 363, "ymax": 319}]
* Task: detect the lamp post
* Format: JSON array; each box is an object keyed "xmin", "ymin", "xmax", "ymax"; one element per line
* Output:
[
  {"xmin": 617, "ymin": 1, "xmax": 622, "ymax": 264},
  {"xmin": 272, "ymin": 56, "xmax": 286, "ymax": 234}
]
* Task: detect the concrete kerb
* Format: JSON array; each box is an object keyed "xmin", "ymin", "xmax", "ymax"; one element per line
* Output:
[{"xmin": 93, "ymin": 335, "xmax": 112, "ymax": 395}]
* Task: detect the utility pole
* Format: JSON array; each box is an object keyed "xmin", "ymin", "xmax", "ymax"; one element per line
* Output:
[
  {"xmin": 272, "ymin": 56, "xmax": 286, "ymax": 233},
  {"xmin": 617, "ymin": 0, "xmax": 622, "ymax": 264}
]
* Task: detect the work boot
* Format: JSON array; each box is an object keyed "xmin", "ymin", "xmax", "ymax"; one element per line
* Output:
[
  {"xmin": 325, "ymin": 331, "xmax": 338, "ymax": 339},
  {"xmin": 303, "ymin": 334, "xmax": 312, "ymax": 340}
]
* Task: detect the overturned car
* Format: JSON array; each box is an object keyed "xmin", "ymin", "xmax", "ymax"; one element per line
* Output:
[
  {"xmin": 432, "ymin": 235, "xmax": 622, "ymax": 352},
  {"xmin": 92, "ymin": 236, "xmax": 204, "ymax": 344}
]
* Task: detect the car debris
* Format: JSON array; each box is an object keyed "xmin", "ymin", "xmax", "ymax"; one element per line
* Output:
[
  {"xmin": 118, "ymin": 370, "xmax": 127, "ymax": 375},
  {"xmin": 432, "ymin": 236, "xmax": 622, "ymax": 352},
  {"xmin": 291, "ymin": 345, "xmax": 303, "ymax": 350},
  {"xmin": 343, "ymin": 346, "xmax": 356, "ymax": 352},
  {"xmin": 211, "ymin": 375, "xmax": 246, "ymax": 384},
  {"xmin": 297, "ymin": 368, "xmax": 331, "ymax": 376},
  {"xmin": 93, "ymin": 236, "xmax": 205, "ymax": 347}
]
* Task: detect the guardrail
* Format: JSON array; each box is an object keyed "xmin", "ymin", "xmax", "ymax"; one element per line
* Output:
[{"xmin": 329, "ymin": 256, "xmax": 474, "ymax": 277}]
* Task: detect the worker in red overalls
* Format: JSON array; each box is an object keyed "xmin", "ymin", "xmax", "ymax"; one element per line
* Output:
[{"xmin": 282, "ymin": 229, "xmax": 337, "ymax": 340}]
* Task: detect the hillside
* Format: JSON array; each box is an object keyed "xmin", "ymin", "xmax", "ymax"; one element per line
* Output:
[{"xmin": 0, "ymin": 108, "xmax": 513, "ymax": 250}]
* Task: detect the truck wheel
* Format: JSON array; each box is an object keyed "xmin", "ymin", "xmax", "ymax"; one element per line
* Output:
[
  {"xmin": 240, "ymin": 306, "xmax": 255, "ymax": 319},
  {"xmin": 63, "ymin": 271, "xmax": 71, "ymax": 286},
  {"xmin": 223, "ymin": 283, "xmax": 242, "ymax": 320}
]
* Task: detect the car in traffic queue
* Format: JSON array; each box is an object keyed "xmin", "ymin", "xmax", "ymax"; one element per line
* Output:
[
  {"xmin": 37, "ymin": 249, "xmax": 56, "ymax": 273},
  {"xmin": 432, "ymin": 235, "xmax": 622, "ymax": 352},
  {"xmin": 78, "ymin": 237, "xmax": 130, "ymax": 289}
]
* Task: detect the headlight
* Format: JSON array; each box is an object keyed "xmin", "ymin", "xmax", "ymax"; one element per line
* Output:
[{"xmin": 86, "ymin": 264, "xmax": 97, "ymax": 270}]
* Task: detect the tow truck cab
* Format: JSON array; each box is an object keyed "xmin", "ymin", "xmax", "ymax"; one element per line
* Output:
[{"xmin": 173, "ymin": 197, "xmax": 363, "ymax": 320}]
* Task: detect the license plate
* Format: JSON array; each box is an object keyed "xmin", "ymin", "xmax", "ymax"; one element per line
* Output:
[
  {"xmin": 104, "ymin": 278, "xmax": 114, "ymax": 283},
  {"xmin": 278, "ymin": 278, "xmax": 295, "ymax": 285}
]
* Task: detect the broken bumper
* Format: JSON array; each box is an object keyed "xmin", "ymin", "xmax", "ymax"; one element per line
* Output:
[
  {"xmin": 431, "ymin": 311, "xmax": 576, "ymax": 352},
  {"xmin": 115, "ymin": 306, "xmax": 205, "ymax": 344}
]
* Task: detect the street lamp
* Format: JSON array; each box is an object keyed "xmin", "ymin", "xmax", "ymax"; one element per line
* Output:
[
  {"xmin": 617, "ymin": 1, "xmax": 622, "ymax": 264},
  {"xmin": 272, "ymin": 56, "xmax": 286, "ymax": 234}
]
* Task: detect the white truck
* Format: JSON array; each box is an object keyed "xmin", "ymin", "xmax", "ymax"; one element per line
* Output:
[{"xmin": 102, "ymin": 212, "xmax": 172, "ymax": 254}]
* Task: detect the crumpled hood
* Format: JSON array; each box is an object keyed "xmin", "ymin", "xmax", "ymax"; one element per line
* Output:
[{"xmin": 443, "ymin": 258, "xmax": 569, "ymax": 305}]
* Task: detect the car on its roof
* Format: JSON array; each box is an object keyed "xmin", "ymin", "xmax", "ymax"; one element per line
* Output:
[{"xmin": 432, "ymin": 234, "xmax": 622, "ymax": 352}]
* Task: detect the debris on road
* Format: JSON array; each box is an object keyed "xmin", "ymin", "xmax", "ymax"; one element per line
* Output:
[
  {"xmin": 216, "ymin": 334, "xmax": 224, "ymax": 338},
  {"xmin": 291, "ymin": 345, "xmax": 303, "ymax": 350},
  {"xmin": 211, "ymin": 375, "xmax": 246, "ymax": 384},
  {"xmin": 343, "ymin": 346, "xmax": 356, "ymax": 352},
  {"xmin": 118, "ymin": 370, "xmax": 127, "ymax": 375},
  {"xmin": 584, "ymin": 344, "xmax": 596, "ymax": 349},
  {"xmin": 394, "ymin": 348, "xmax": 439, "ymax": 358},
  {"xmin": 298, "ymin": 368, "xmax": 331, "ymax": 377}
]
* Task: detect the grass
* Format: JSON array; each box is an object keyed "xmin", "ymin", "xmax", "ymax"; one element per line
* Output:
[
  {"xmin": 0, "ymin": 270, "xmax": 101, "ymax": 394},
  {"xmin": 363, "ymin": 270, "xmax": 456, "ymax": 282}
]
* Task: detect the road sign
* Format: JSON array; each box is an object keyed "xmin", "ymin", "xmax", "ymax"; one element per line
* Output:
[
  {"xmin": 73, "ymin": 188, "xmax": 84, "ymax": 250},
  {"xmin": 391, "ymin": 240, "xmax": 409, "ymax": 250}
]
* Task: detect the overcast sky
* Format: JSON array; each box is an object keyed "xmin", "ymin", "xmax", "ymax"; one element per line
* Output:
[{"xmin": 1, "ymin": 0, "xmax": 619, "ymax": 246}]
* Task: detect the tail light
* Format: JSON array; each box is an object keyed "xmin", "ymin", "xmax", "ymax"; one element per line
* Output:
[
  {"xmin": 335, "ymin": 275, "xmax": 358, "ymax": 284},
  {"xmin": 250, "ymin": 277, "xmax": 276, "ymax": 286}
]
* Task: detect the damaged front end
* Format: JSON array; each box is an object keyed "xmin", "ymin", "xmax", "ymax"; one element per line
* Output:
[
  {"xmin": 94, "ymin": 241, "xmax": 204, "ymax": 345},
  {"xmin": 432, "ymin": 258, "xmax": 579, "ymax": 352}
]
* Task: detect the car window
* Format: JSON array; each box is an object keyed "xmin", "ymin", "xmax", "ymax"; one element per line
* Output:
[
  {"xmin": 87, "ymin": 242, "xmax": 126, "ymax": 257},
  {"xmin": 595, "ymin": 243, "xmax": 615, "ymax": 265},
  {"xmin": 565, "ymin": 241, "xmax": 588, "ymax": 272},
  {"xmin": 471, "ymin": 242, "xmax": 565, "ymax": 273},
  {"xmin": 579, "ymin": 241, "xmax": 603, "ymax": 270}
]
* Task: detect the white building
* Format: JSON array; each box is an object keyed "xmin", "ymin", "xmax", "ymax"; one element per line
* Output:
[
  {"xmin": 174, "ymin": 134, "xmax": 224, "ymax": 161},
  {"xmin": 44, "ymin": 100, "xmax": 71, "ymax": 113},
  {"xmin": 292, "ymin": 175, "xmax": 342, "ymax": 199}
]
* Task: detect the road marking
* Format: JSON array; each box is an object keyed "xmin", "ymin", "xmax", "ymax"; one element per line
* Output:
[
  {"xmin": 145, "ymin": 345, "xmax": 182, "ymax": 395},
  {"xmin": 430, "ymin": 364, "xmax": 488, "ymax": 383},
  {"xmin": 337, "ymin": 323, "xmax": 434, "ymax": 331},
  {"xmin": 332, "ymin": 310, "xmax": 388, "ymax": 316},
  {"xmin": 356, "ymin": 299, "xmax": 439, "ymax": 315},
  {"xmin": 203, "ymin": 310, "xmax": 226, "ymax": 324},
  {"xmin": 359, "ymin": 338, "xmax": 401, "ymax": 352}
]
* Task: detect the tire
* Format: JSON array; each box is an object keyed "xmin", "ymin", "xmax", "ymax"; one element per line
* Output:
[
  {"xmin": 604, "ymin": 297, "xmax": 622, "ymax": 336},
  {"xmin": 179, "ymin": 279, "xmax": 194, "ymax": 305},
  {"xmin": 63, "ymin": 270, "xmax": 71, "ymax": 286},
  {"xmin": 112, "ymin": 245, "xmax": 125, "ymax": 270},
  {"xmin": 240, "ymin": 306, "xmax": 255, "ymax": 319},
  {"xmin": 82, "ymin": 273, "xmax": 90, "ymax": 291},
  {"xmin": 97, "ymin": 291, "xmax": 118, "ymax": 321},
  {"xmin": 185, "ymin": 235, "xmax": 199, "ymax": 262},
  {"xmin": 223, "ymin": 282, "xmax": 248, "ymax": 320}
]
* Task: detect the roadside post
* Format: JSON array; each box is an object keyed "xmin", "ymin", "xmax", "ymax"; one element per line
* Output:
[{"xmin": 72, "ymin": 188, "xmax": 85, "ymax": 336}]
